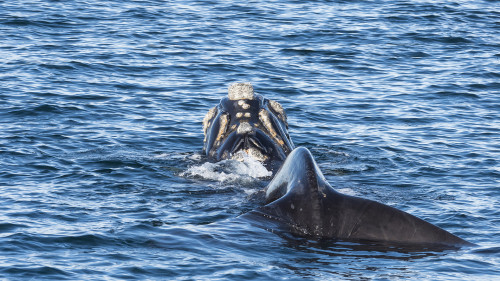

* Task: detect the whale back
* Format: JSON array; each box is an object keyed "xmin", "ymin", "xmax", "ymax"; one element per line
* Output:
[{"xmin": 252, "ymin": 147, "xmax": 472, "ymax": 246}]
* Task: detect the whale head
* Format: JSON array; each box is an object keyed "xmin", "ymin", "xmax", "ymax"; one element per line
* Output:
[{"xmin": 202, "ymin": 83, "xmax": 294, "ymax": 172}]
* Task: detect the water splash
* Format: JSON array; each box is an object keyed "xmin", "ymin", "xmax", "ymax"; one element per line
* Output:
[
  {"xmin": 337, "ymin": 188, "xmax": 356, "ymax": 196},
  {"xmin": 181, "ymin": 151, "xmax": 272, "ymax": 183}
]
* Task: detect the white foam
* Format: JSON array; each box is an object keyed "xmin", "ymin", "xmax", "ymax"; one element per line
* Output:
[
  {"xmin": 181, "ymin": 152, "xmax": 271, "ymax": 183},
  {"xmin": 337, "ymin": 188, "xmax": 356, "ymax": 196},
  {"xmin": 186, "ymin": 152, "xmax": 202, "ymax": 161},
  {"xmin": 153, "ymin": 153, "xmax": 170, "ymax": 159}
]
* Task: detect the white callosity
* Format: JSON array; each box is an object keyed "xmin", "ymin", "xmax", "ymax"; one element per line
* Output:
[
  {"xmin": 269, "ymin": 99, "xmax": 287, "ymax": 124},
  {"xmin": 236, "ymin": 122, "xmax": 253, "ymax": 135},
  {"xmin": 203, "ymin": 106, "xmax": 217, "ymax": 138},
  {"xmin": 236, "ymin": 112, "xmax": 251, "ymax": 119},
  {"xmin": 237, "ymin": 100, "xmax": 251, "ymax": 109},
  {"xmin": 215, "ymin": 113, "xmax": 229, "ymax": 144},
  {"xmin": 236, "ymin": 100, "xmax": 251, "ymax": 119},
  {"xmin": 259, "ymin": 109, "xmax": 284, "ymax": 146},
  {"xmin": 228, "ymin": 82, "xmax": 255, "ymax": 100}
]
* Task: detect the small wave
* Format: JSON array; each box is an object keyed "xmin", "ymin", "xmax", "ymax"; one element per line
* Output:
[
  {"xmin": 181, "ymin": 152, "xmax": 272, "ymax": 183},
  {"xmin": 434, "ymin": 91, "xmax": 480, "ymax": 99},
  {"xmin": 0, "ymin": 266, "xmax": 71, "ymax": 278},
  {"xmin": 0, "ymin": 223, "xmax": 27, "ymax": 236},
  {"xmin": 7, "ymin": 104, "xmax": 82, "ymax": 117},
  {"xmin": 2, "ymin": 16, "xmax": 77, "ymax": 28}
]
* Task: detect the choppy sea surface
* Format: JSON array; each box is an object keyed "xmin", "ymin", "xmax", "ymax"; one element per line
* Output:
[{"xmin": 1, "ymin": 0, "xmax": 499, "ymax": 280}]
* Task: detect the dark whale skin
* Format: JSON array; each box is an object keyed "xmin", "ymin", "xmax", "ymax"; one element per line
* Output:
[{"xmin": 248, "ymin": 147, "xmax": 473, "ymax": 247}]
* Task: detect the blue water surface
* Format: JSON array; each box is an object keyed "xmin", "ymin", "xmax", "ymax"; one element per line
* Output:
[{"xmin": 1, "ymin": 0, "xmax": 499, "ymax": 280}]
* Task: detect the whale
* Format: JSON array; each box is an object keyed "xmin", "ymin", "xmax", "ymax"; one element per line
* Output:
[
  {"xmin": 202, "ymin": 82, "xmax": 473, "ymax": 247},
  {"xmin": 202, "ymin": 82, "xmax": 294, "ymax": 173},
  {"xmin": 246, "ymin": 147, "xmax": 473, "ymax": 246}
]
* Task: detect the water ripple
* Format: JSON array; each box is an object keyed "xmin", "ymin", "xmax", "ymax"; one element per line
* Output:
[{"xmin": 0, "ymin": 0, "xmax": 499, "ymax": 280}]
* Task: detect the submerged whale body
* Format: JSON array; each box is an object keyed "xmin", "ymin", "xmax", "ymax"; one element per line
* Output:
[{"xmin": 202, "ymin": 82, "xmax": 473, "ymax": 247}]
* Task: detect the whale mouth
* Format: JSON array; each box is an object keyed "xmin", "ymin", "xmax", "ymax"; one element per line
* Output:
[
  {"xmin": 202, "ymin": 83, "xmax": 294, "ymax": 172},
  {"xmin": 216, "ymin": 129, "xmax": 289, "ymax": 173},
  {"xmin": 224, "ymin": 130, "xmax": 282, "ymax": 163},
  {"xmin": 230, "ymin": 136, "xmax": 267, "ymax": 161}
]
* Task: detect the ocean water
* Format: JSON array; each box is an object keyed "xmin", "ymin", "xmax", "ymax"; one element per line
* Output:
[{"xmin": 1, "ymin": 0, "xmax": 499, "ymax": 280}]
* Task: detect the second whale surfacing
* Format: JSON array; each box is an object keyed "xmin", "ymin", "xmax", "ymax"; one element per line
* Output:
[
  {"xmin": 202, "ymin": 83, "xmax": 473, "ymax": 247},
  {"xmin": 247, "ymin": 147, "xmax": 472, "ymax": 246}
]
